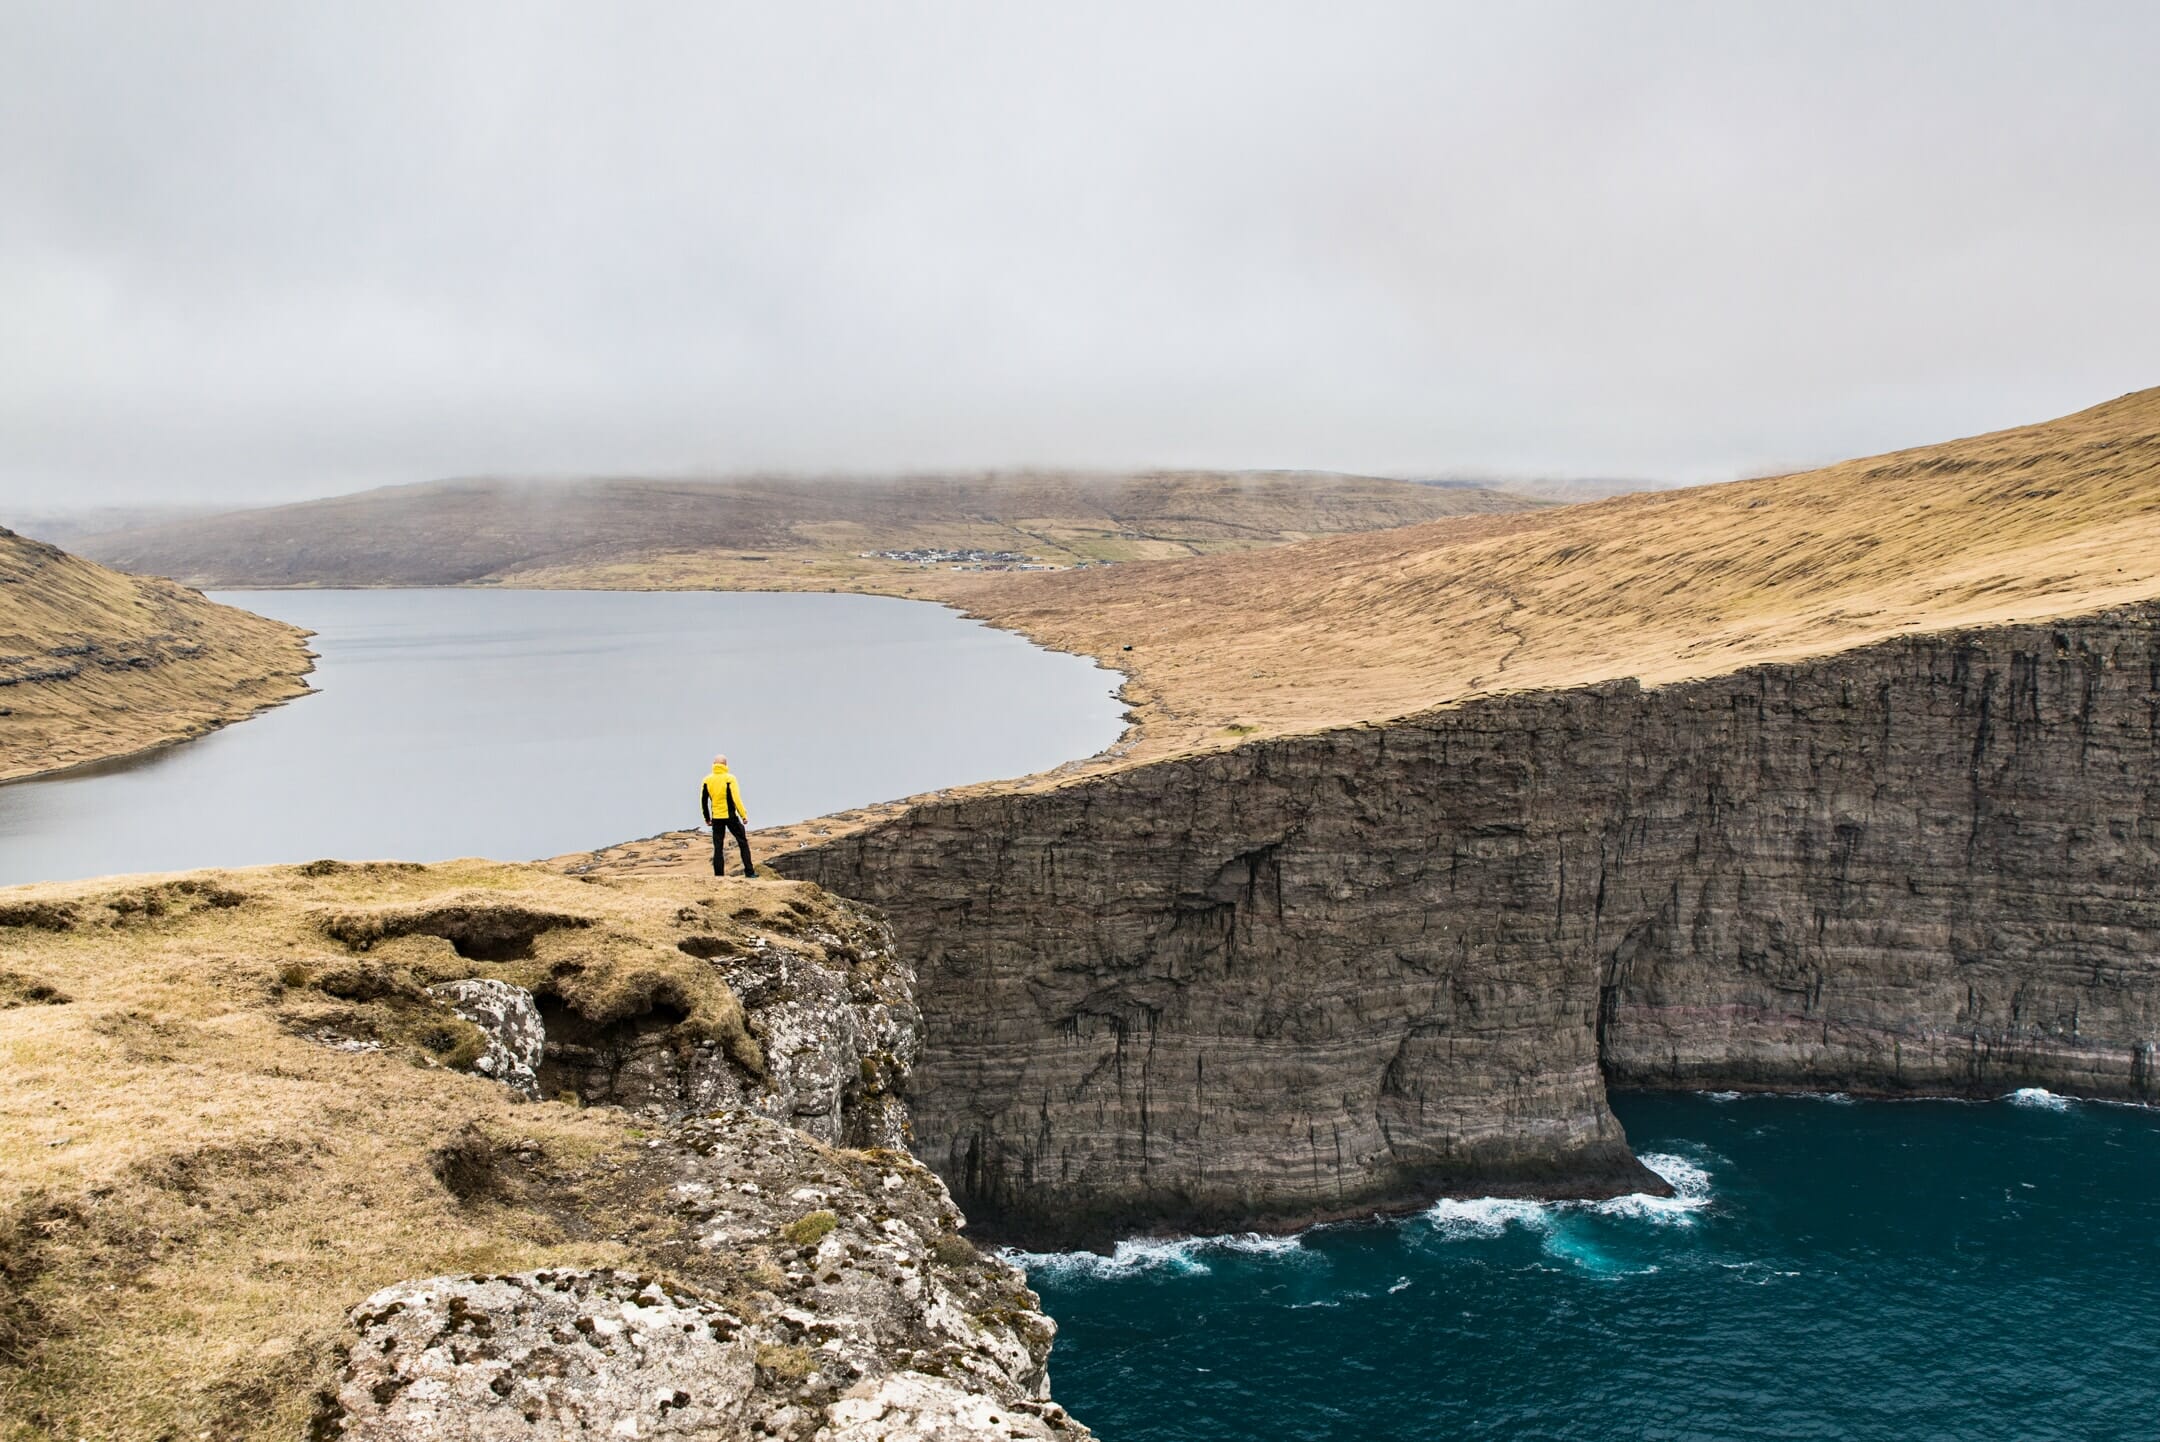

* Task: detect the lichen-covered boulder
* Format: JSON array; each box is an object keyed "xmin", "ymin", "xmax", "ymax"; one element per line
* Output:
[
  {"xmin": 332, "ymin": 1269, "xmax": 754, "ymax": 1438},
  {"xmin": 718, "ymin": 928, "xmax": 917, "ymax": 1150},
  {"xmin": 327, "ymin": 1109, "xmax": 1091, "ymax": 1440},
  {"xmin": 826, "ymin": 1372, "xmax": 1075, "ymax": 1440},
  {"xmin": 429, "ymin": 978, "xmax": 544, "ymax": 1098}
]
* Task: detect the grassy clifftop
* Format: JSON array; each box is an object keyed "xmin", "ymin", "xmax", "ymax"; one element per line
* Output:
[
  {"xmin": 945, "ymin": 386, "xmax": 2160, "ymax": 763},
  {"xmin": 0, "ymin": 861, "xmax": 1076, "ymax": 1441},
  {"xmin": 0, "ymin": 530, "xmax": 312, "ymax": 781}
]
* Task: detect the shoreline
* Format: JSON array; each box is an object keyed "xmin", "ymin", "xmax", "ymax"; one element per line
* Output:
[
  {"xmin": 0, "ymin": 658, "xmax": 317, "ymax": 788},
  {"xmin": 0, "ymin": 634, "xmax": 317, "ymax": 787}
]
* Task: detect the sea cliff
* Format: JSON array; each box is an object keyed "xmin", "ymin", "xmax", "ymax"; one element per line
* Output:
[{"xmin": 778, "ymin": 603, "xmax": 2160, "ymax": 1247}]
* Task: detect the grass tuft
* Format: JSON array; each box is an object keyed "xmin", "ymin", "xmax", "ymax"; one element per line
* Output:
[{"xmin": 780, "ymin": 1210, "xmax": 838, "ymax": 1247}]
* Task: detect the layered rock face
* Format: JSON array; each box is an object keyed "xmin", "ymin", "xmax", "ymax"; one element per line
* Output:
[{"xmin": 779, "ymin": 604, "xmax": 2160, "ymax": 1246}]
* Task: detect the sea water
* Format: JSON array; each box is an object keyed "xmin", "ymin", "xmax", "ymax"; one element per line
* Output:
[
  {"xmin": 0, "ymin": 588, "xmax": 1125, "ymax": 884},
  {"xmin": 1020, "ymin": 1092, "xmax": 2160, "ymax": 1441}
]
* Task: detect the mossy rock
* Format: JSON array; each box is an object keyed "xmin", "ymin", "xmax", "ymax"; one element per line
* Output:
[{"xmin": 781, "ymin": 1209, "xmax": 838, "ymax": 1247}]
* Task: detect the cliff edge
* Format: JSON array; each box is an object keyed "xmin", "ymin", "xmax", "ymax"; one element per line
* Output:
[{"xmin": 0, "ymin": 862, "xmax": 1088, "ymax": 1441}]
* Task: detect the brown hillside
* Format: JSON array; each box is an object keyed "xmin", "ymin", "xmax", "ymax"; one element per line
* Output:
[
  {"xmin": 0, "ymin": 529, "xmax": 312, "ymax": 782},
  {"xmin": 943, "ymin": 387, "xmax": 2160, "ymax": 764},
  {"xmin": 73, "ymin": 470, "xmax": 1538, "ymax": 591}
]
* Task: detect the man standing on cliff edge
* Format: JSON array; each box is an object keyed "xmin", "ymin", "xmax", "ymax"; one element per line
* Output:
[{"xmin": 700, "ymin": 754, "xmax": 756, "ymax": 878}]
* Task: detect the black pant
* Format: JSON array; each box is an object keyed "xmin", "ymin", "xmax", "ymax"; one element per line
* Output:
[{"xmin": 713, "ymin": 816, "xmax": 754, "ymax": 876}]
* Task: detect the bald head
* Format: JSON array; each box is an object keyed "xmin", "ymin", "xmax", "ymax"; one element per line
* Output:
[{"xmin": 713, "ymin": 754, "xmax": 728, "ymax": 768}]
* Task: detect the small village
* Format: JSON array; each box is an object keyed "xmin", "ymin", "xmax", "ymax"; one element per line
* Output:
[{"xmin": 865, "ymin": 546, "xmax": 1067, "ymax": 571}]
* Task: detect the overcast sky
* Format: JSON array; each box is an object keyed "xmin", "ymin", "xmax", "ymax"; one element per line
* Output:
[{"xmin": 3, "ymin": 2, "xmax": 2156, "ymax": 508}]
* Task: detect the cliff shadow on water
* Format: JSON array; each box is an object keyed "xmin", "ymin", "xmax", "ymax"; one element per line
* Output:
[{"xmin": 776, "ymin": 602, "xmax": 2160, "ymax": 1249}]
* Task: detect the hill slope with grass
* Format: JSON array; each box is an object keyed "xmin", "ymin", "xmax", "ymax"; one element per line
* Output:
[
  {"xmin": 939, "ymin": 386, "xmax": 2160, "ymax": 764},
  {"xmin": 71, "ymin": 469, "xmax": 1537, "ymax": 592},
  {"xmin": 0, "ymin": 529, "xmax": 311, "ymax": 782}
]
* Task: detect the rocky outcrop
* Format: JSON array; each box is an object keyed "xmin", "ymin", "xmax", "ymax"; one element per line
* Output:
[
  {"xmin": 336, "ymin": 1270, "xmax": 756, "ymax": 1438},
  {"xmin": 429, "ymin": 978, "xmax": 545, "ymax": 1098},
  {"xmin": 307, "ymin": 877, "xmax": 1081, "ymax": 1442},
  {"xmin": 531, "ymin": 921, "xmax": 919, "ymax": 1152},
  {"xmin": 331, "ymin": 1112, "xmax": 1085, "ymax": 1441},
  {"xmin": 325, "ymin": 907, "xmax": 1063, "ymax": 1438},
  {"xmin": 778, "ymin": 603, "xmax": 2160, "ymax": 1246}
]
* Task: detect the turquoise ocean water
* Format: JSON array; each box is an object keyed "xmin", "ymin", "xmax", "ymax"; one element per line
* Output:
[{"xmin": 1020, "ymin": 1091, "xmax": 2160, "ymax": 1441}]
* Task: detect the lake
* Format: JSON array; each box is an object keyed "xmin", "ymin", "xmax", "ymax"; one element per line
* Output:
[{"xmin": 0, "ymin": 588, "xmax": 1126, "ymax": 885}]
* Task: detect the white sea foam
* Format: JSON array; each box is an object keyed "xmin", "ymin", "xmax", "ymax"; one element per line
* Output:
[
  {"xmin": 1000, "ymin": 1237, "xmax": 1209, "ymax": 1279},
  {"xmin": 1421, "ymin": 1150, "xmax": 1718, "ymax": 1246},
  {"xmin": 1591, "ymin": 1152, "xmax": 1713, "ymax": 1226},
  {"xmin": 1017, "ymin": 1154, "xmax": 1720, "ymax": 1281},
  {"xmin": 1002, "ymin": 1228, "xmax": 1310, "ymax": 1280},
  {"xmin": 2005, "ymin": 1086, "xmax": 2074, "ymax": 1111},
  {"xmin": 1423, "ymin": 1195, "xmax": 1554, "ymax": 1238},
  {"xmin": 1704, "ymin": 1090, "xmax": 1743, "ymax": 1103},
  {"xmin": 1212, "ymin": 1231, "xmax": 1309, "ymax": 1257}
]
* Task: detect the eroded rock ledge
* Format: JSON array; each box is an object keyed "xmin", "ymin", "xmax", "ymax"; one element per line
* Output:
[{"xmin": 778, "ymin": 602, "xmax": 2160, "ymax": 1247}]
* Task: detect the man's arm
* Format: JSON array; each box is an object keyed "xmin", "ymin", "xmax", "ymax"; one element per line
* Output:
[
  {"xmin": 729, "ymin": 780, "xmax": 747, "ymax": 825},
  {"xmin": 700, "ymin": 783, "xmax": 712, "ymax": 826}
]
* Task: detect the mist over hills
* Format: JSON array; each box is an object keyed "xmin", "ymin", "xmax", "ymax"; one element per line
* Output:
[{"xmin": 68, "ymin": 469, "xmax": 1536, "ymax": 590}]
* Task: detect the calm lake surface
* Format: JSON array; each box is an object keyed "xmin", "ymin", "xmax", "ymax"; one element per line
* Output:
[
  {"xmin": 1023, "ymin": 1091, "xmax": 2160, "ymax": 1442},
  {"xmin": 0, "ymin": 588, "xmax": 1125, "ymax": 885}
]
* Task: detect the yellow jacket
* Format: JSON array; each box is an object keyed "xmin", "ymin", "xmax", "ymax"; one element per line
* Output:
[{"xmin": 701, "ymin": 765, "xmax": 748, "ymax": 825}]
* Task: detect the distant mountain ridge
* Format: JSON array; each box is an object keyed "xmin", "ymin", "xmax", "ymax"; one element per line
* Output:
[{"xmin": 72, "ymin": 469, "xmax": 1538, "ymax": 590}]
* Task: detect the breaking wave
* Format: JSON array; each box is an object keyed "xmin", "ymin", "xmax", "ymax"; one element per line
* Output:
[
  {"xmin": 1003, "ymin": 1228, "xmax": 1310, "ymax": 1280},
  {"xmin": 1012, "ymin": 1152, "xmax": 1718, "ymax": 1282},
  {"xmin": 1593, "ymin": 1152, "xmax": 1714, "ymax": 1224},
  {"xmin": 2005, "ymin": 1087, "xmax": 2075, "ymax": 1111},
  {"xmin": 1423, "ymin": 1149, "xmax": 1715, "ymax": 1240},
  {"xmin": 1425, "ymin": 1196, "xmax": 1553, "ymax": 1239}
]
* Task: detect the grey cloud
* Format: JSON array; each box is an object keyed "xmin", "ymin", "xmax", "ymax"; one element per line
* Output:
[{"xmin": 3, "ymin": 0, "xmax": 2157, "ymax": 506}]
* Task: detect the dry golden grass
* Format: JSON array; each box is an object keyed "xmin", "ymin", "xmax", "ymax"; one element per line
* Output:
[
  {"xmin": 942, "ymin": 385, "xmax": 2160, "ymax": 764},
  {"xmin": 0, "ymin": 859, "xmax": 843, "ymax": 1440},
  {"xmin": 0, "ymin": 529, "xmax": 312, "ymax": 781}
]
